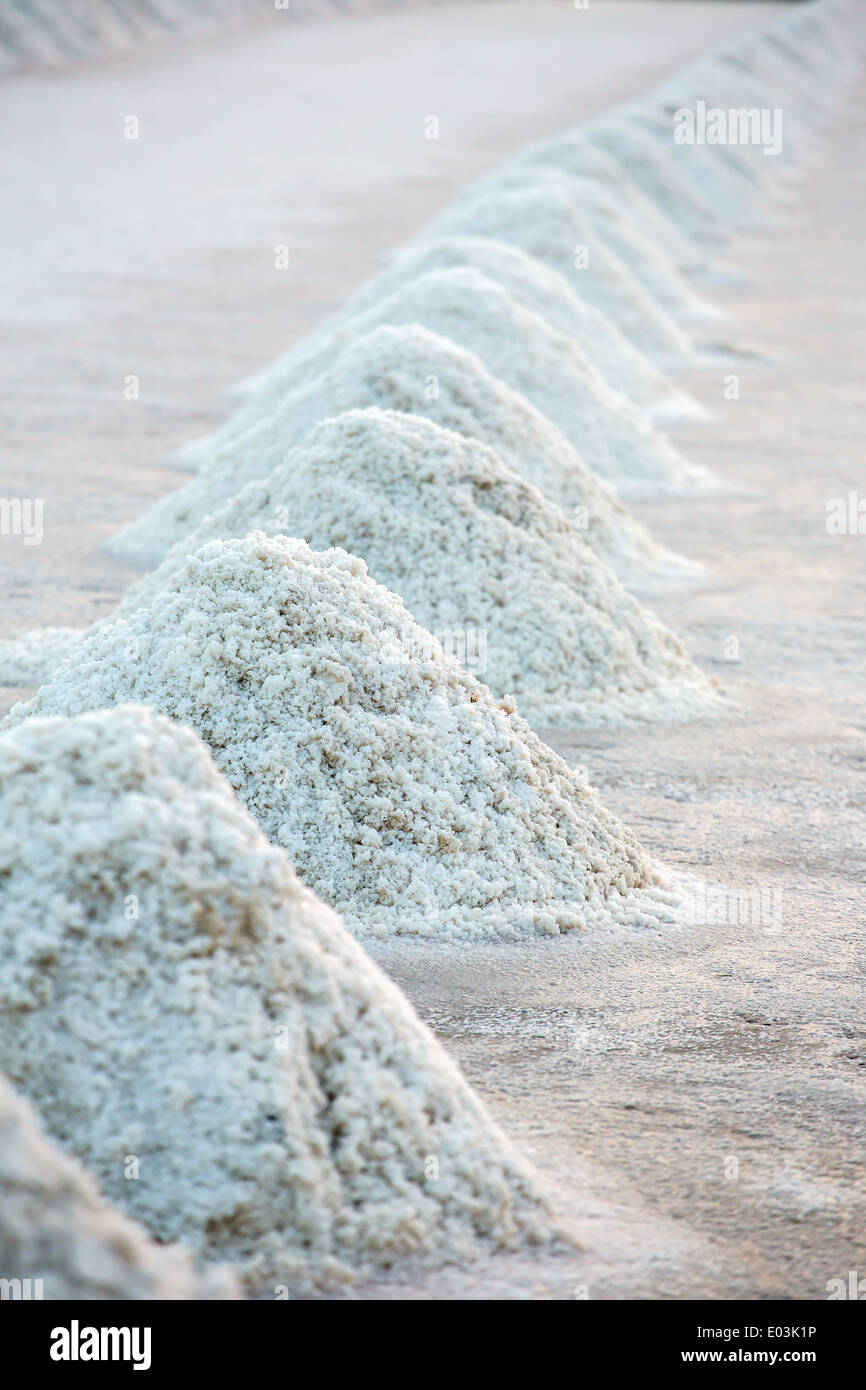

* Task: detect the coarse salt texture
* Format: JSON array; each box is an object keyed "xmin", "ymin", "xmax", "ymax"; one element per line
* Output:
[
  {"xmin": 6, "ymin": 326, "xmax": 701, "ymax": 693},
  {"xmin": 111, "ymin": 270, "xmax": 709, "ymax": 565},
  {"xmin": 235, "ymin": 235, "xmax": 699, "ymax": 425},
  {"xmin": 171, "ymin": 327, "xmax": 703, "ymax": 590},
  {"xmin": 194, "ymin": 266, "xmax": 698, "ymax": 493},
  {"xmin": 117, "ymin": 409, "xmax": 716, "ymax": 726},
  {"xmin": 4, "ymin": 537, "xmax": 681, "ymax": 941},
  {"xmin": 0, "ymin": 706, "xmax": 556, "ymax": 1293},
  {"xmin": 0, "ymin": 1074, "xmax": 238, "ymax": 1300}
]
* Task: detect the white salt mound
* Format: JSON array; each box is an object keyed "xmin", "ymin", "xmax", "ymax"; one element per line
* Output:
[
  {"xmin": 235, "ymin": 236, "xmax": 700, "ymax": 424},
  {"xmin": 116, "ymin": 409, "xmax": 716, "ymax": 726},
  {"xmin": 420, "ymin": 188, "xmax": 695, "ymax": 362},
  {"xmin": 581, "ymin": 116, "xmax": 722, "ymax": 243},
  {"xmin": 204, "ymin": 267, "xmax": 697, "ymax": 492},
  {"xmin": 507, "ymin": 133, "xmax": 710, "ymax": 276},
  {"xmin": 0, "ymin": 1073, "xmax": 237, "ymax": 1300},
  {"xmin": 635, "ymin": 87, "xmax": 791, "ymax": 217},
  {"xmin": 6, "ymin": 536, "xmax": 681, "ymax": 941},
  {"xmin": 1, "ymin": 343, "xmax": 703, "ymax": 692},
  {"xmin": 111, "ymin": 270, "xmax": 706, "ymax": 566},
  {"xmin": 112, "ymin": 324, "xmax": 706, "ymax": 582},
  {"xmin": 445, "ymin": 165, "xmax": 721, "ymax": 325},
  {"xmin": 0, "ymin": 706, "xmax": 554, "ymax": 1291}
]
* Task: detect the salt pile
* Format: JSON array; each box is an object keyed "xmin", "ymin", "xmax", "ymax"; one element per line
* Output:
[
  {"xmin": 765, "ymin": 6, "xmax": 857, "ymax": 93},
  {"xmin": 442, "ymin": 165, "xmax": 720, "ymax": 326},
  {"xmin": 418, "ymin": 189, "xmax": 694, "ymax": 363},
  {"xmin": 114, "ymin": 409, "xmax": 715, "ymax": 726},
  {"xmin": 580, "ymin": 116, "xmax": 724, "ymax": 244},
  {"xmin": 5, "ymin": 536, "xmax": 681, "ymax": 941},
  {"xmin": 506, "ymin": 134, "xmax": 710, "ymax": 277},
  {"xmin": 236, "ymin": 235, "xmax": 703, "ymax": 426},
  {"xmin": 0, "ymin": 705, "xmax": 554, "ymax": 1291},
  {"xmin": 110, "ymin": 267, "xmax": 705, "ymax": 566},
  {"xmin": 639, "ymin": 86, "xmax": 769, "ymax": 219},
  {"xmin": 0, "ymin": 1074, "xmax": 236, "ymax": 1300},
  {"xmin": 0, "ymin": 335, "xmax": 702, "ymax": 697},
  {"xmin": 112, "ymin": 324, "xmax": 705, "ymax": 585},
  {"xmin": 197, "ymin": 266, "xmax": 697, "ymax": 488},
  {"xmin": 636, "ymin": 6, "xmax": 861, "ymax": 220}
]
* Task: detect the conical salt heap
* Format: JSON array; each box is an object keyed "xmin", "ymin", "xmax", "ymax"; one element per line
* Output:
[
  {"xmin": 5, "ymin": 536, "xmax": 680, "ymax": 941},
  {"xmin": 176, "ymin": 328, "xmax": 705, "ymax": 574},
  {"xmin": 506, "ymin": 133, "xmax": 709, "ymax": 277},
  {"xmin": 440, "ymin": 165, "xmax": 720, "ymax": 326},
  {"xmin": 0, "ymin": 1073, "xmax": 238, "ymax": 1300},
  {"xmin": 0, "ymin": 330, "xmax": 702, "ymax": 694},
  {"xmin": 0, "ymin": 705, "xmax": 555, "ymax": 1293},
  {"xmin": 192, "ymin": 266, "xmax": 698, "ymax": 492},
  {"xmin": 116, "ymin": 409, "xmax": 715, "ymax": 727},
  {"xmin": 580, "ymin": 115, "xmax": 722, "ymax": 244},
  {"xmin": 111, "ymin": 272, "xmax": 708, "ymax": 565},
  {"xmin": 416, "ymin": 188, "xmax": 695, "ymax": 362},
  {"xmin": 235, "ymin": 235, "xmax": 700, "ymax": 424}
]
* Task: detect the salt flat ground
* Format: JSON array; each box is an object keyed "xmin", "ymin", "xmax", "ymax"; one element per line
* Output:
[{"xmin": 2, "ymin": 0, "xmax": 863, "ymax": 1300}]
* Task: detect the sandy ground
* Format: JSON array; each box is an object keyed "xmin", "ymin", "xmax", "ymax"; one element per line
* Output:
[{"xmin": 2, "ymin": 1, "xmax": 864, "ymax": 1300}]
